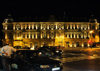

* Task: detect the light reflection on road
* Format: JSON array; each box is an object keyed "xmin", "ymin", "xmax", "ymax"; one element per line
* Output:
[
  {"xmin": 53, "ymin": 52, "xmax": 100, "ymax": 71},
  {"xmin": 63, "ymin": 52, "xmax": 100, "ymax": 71},
  {"xmin": 62, "ymin": 54, "xmax": 100, "ymax": 63}
]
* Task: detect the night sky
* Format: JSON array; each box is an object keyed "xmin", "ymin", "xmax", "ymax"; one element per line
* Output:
[
  {"xmin": 0, "ymin": 0, "xmax": 100, "ymax": 20},
  {"xmin": 0, "ymin": 1, "xmax": 100, "ymax": 28}
]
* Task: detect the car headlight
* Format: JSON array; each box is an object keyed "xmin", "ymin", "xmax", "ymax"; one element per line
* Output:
[
  {"xmin": 52, "ymin": 67, "xmax": 60, "ymax": 71},
  {"xmin": 40, "ymin": 65, "xmax": 50, "ymax": 68},
  {"xmin": 56, "ymin": 51, "xmax": 59, "ymax": 53},
  {"xmin": 11, "ymin": 64, "xmax": 18, "ymax": 69}
]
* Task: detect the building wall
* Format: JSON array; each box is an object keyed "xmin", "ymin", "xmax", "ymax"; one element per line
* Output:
[{"xmin": 2, "ymin": 21, "xmax": 100, "ymax": 48}]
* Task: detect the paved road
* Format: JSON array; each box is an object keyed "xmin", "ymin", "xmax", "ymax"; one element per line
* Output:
[
  {"xmin": 61, "ymin": 49, "xmax": 100, "ymax": 71},
  {"xmin": 63, "ymin": 58, "xmax": 100, "ymax": 71}
]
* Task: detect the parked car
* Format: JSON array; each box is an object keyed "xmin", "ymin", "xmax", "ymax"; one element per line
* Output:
[
  {"xmin": 23, "ymin": 46, "xmax": 30, "ymax": 49},
  {"xmin": 10, "ymin": 50, "xmax": 63, "ymax": 71},
  {"xmin": 14, "ymin": 46, "xmax": 22, "ymax": 49},
  {"xmin": 14, "ymin": 46, "xmax": 30, "ymax": 49},
  {"xmin": 38, "ymin": 46, "xmax": 63, "ymax": 57}
]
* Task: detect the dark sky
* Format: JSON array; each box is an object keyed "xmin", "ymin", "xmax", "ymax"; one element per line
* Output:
[{"xmin": 0, "ymin": 0, "xmax": 100, "ymax": 22}]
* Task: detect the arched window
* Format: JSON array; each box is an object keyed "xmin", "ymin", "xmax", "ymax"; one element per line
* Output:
[{"xmin": 15, "ymin": 24, "xmax": 21, "ymax": 30}]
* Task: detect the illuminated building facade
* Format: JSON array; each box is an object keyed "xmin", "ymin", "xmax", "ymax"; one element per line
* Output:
[{"xmin": 2, "ymin": 17, "xmax": 100, "ymax": 49}]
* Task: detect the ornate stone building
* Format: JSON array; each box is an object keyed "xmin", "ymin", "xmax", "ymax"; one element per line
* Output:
[{"xmin": 2, "ymin": 17, "xmax": 100, "ymax": 49}]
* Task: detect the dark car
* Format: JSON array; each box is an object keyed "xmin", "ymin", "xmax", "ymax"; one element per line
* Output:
[
  {"xmin": 14, "ymin": 46, "xmax": 22, "ymax": 49},
  {"xmin": 38, "ymin": 46, "xmax": 63, "ymax": 57},
  {"xmin": 14, "ymin": 46, "xmax": 30, "ymax": 49},
  {"xmin": 10, "ymin": 50, "xmax": 63, "ymax": 71},
  {"xmin": 23, "ymin": 46, "xmax": 30, "ymax": 49}
]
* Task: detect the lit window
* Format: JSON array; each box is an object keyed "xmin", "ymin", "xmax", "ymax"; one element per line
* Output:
[
  {"xmin": 70, "ymin": 34, "xmax": 72, "ymax": 38},
  {"xmin": 32, "ymin": 24, "xmax": 34, "ymax": 29},
  {"xmin": 88, "ymin": 25, "xmax": 90, "ymax": 30},
  {"xmin": 32, "ymin": 34, "xmax": 34, "ymax": 39},
  {"xmin": 88, "ymin": 44, "xmax": 90, "ymax": 47},
  {"xmin": 70, "ymin": 44, "xmax": 72, "ymax": 47},
  {"xmin": 74, "ymin": 34, "xmax": 75, "ymax": 38},
  {"xmin": 4, "ymin": 25, "xmax": 7, "ymax": 30},
  {"xmin": 70, "ymin": 25, "xmax": 72, "ymax": 29},
  {"xmin": 88, "ymin": 34, "xmax": 90, "ymax": 38},
  {"xmin": 84, "ymin": 28, "xmax": 86, "ymax": 30},
  {"xmin": 41, "ymin": 34, "xmax": 43, "ymax": 39},
  {"xmin": 56, "ymin": 25, "xmax": 57, "ymax": 29},
  {"xmin": 81, "ymin": 34, "xmax": 83, "ymax": 38},
  {"xmin": 62, "ymin": 26, "xmax": 64, "ymax": 29},
  {"xmin": 77, "ymin": 25, "xmax": 79, "ymax": 29},
  {"xmin": 84, "ymin": 34, "xmax": 87, "ymax": 39},
  {"xmin": 73, "ymin": 25, "xmax": 75, "ymax": 29},
  {"xmin": 16, "ymin": 24, "xmax": 21, "ymax": 30},
  {"xmin": 36, "ymin": 34, "xmax": 37, "ymax": 39},
  {"xmin": 47, "ymin": 25, "xmax": 49, "ymax": 29},
  {"xmin": 81, "ymin": 26, "xmax": 83, "ymax": 30},
  {"xmin": 5, "ymin": 34, "xmax": 7, "ymax": 39},
  {"xmin": 77, "ymin": 34, "xmax": 79, "ymax": 38},
  {"xmin": 67, "ymin": 25, "xmax": 68, "ymax": 29},
  {"xmin": 74, "ymin": 43, "xmax": 76, "ymax": 47},
  {"xmin": 96, "ymin": 26, "xmax": 98, "ymax": 30},
  {"xmin": 29, "ymin": 33, "xmax": 30, "ymax": 39},
  {"xmin": 67, "ymin": 34, "xmax": 69, "ymax": 38},
  {"xmin": 47, "ymin": 35, "xmax": 49, "ymax": 38},
  {"xmin": 36, "ymin": 25, "xmax": 38, "ymax": 29},
  {"xmin": 82, "ymin": 43, "xmax": 84, "ymax": 47}
]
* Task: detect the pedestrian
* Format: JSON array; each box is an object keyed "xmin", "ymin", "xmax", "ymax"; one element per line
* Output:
[
  {"xmin": 1, "ymin": 43, "xmax": 17, "ymax": 71},
  {"xmin": 0, "ymin": 51, "xmax": 3, "ymax": 69}
]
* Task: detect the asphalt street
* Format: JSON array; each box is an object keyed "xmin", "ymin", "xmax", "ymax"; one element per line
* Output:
[{"xmin": 61, "ymin": 49, "xmax": 100, "ymax": 71}]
